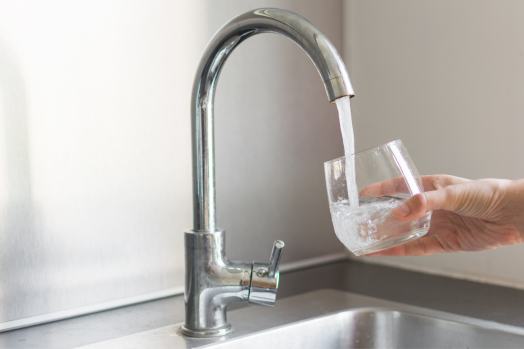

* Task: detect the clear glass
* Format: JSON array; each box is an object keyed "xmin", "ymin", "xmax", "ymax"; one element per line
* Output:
[{"xmin": 324, "ymin": 139, "xmax": 431, "ymax": 256}]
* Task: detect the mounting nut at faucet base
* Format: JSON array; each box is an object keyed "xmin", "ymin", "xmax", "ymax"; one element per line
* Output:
[{"xmin": 180, "ymin": 323, "xmax": 232, "ymax": 338}]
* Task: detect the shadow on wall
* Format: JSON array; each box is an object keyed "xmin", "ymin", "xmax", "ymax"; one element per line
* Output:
[{"xmin": 0, "ymin": 38, "xmax": 48, "ymax": 322}]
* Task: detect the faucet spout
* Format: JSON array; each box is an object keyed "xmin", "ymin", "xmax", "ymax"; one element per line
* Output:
[
  {"xmin": 184, "ymin": 8, "xmax": 354, "ymax": 337},
  {"xmin": 191, "ymin": 8, "xmax": 354, "ymax": 232}
]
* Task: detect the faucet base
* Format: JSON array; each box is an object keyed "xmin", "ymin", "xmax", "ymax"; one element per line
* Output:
[{"xmin": 180, "ymin": 323, "xmax": 232, "ymax": 337}]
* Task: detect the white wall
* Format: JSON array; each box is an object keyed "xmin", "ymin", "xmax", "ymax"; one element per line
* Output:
[
  {"xmin": 0, "ymin": 0, "xmax": 206, "ymax": 323},
  {"xmin": 344, "ymin": 0, "xmax": 524, "ymax": 288},
  {"xmin": 0, "ymin": 0, "xmax": 345, "ymax": 324}
]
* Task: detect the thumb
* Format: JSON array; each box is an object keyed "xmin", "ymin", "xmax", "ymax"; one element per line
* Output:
[{"xmin": 391, "ymin": 187, "xmax": 458, "ymax": 221}]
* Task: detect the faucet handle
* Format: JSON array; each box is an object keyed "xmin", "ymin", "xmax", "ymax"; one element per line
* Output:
[
  {"xmin": 248, "ymin": 240, "xmax": 285, "ymax": 307},
  {"xmin": 268, "ymin": 240, "xmax": 285, "ymax": 278}
]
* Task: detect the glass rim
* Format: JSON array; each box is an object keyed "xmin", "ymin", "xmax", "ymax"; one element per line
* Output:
[{"xmin": 324, "ymin": 139, "xmax": 403, "ymax": 166}]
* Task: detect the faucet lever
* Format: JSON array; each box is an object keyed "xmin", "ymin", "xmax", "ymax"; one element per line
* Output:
[
  {"xmin": 248, "ymin": 240, "xmax": 285, "ymax": 307},
  {"xmin": 268, "ymin": 240, "xmax": 285, "ymax": 278}
]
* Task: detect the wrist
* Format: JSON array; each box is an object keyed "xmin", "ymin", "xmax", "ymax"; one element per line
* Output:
[{"xmin": 506, "ymin": 179, "xmax": 524, "ymax": 236}]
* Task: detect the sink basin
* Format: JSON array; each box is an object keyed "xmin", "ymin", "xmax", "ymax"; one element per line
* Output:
[
  {"xmin": 80, "ymin": 289, "xmax": 524, "ymax": 348},
  {"xmin": 209, "ymin": 309, "xmax": 524, "ymax": 349}
]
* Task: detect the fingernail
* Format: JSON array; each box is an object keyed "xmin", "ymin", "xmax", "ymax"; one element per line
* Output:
[{"xmin": 391, "ymin": 203, "xmax": 410, "ymax": 217}]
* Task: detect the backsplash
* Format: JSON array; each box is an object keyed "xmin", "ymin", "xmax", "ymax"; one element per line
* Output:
[{"xmin": 0, "ymin": 0, "xmax": 345, "ymax": 326}]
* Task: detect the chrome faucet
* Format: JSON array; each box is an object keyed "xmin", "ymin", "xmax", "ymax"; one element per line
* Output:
[{"xmin": 182, "ymin": 8, "xmax": 355, "ymax": 337}]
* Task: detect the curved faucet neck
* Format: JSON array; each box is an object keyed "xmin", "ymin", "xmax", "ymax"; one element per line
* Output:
[{"xmin": 191, "ymin": 8, "xmax": 354, "ymax": 232}]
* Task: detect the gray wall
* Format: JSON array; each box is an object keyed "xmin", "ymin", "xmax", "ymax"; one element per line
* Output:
[
  {"xmin": 344, "ymin": 0, "xmax": 524, "ymax": 288},
  {"xmin": 211, "ymin": 2, "xmax": 345, "ymax": 262},
  {"xmin": 0, "ymin": 0, "xmax": 345, "ymax": 324}
]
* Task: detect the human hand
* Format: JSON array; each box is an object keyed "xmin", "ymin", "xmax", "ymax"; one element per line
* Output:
[{"xmin": 359, "ymin": 175, "xmax": 524, "ymax": 256}]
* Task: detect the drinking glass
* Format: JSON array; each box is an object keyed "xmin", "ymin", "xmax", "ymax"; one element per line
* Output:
[{"xmin": 324, "ymin": 139, "xmax": 431, "ymax": 256}]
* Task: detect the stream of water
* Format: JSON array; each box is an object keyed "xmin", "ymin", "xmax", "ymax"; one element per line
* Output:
[{"xmin": 335, "ymin": 96, "xmax": 359, "ymax": 207}]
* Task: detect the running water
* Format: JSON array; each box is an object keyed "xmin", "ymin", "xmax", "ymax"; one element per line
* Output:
[{"xmin": 335, "ymin": 97, "xmax": 359, "ymax": 207}]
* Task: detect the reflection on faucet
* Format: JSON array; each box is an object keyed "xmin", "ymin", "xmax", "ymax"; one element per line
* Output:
[{"xmin": 183, "ymin": 8, "xmax": 354, "ymax": 337}]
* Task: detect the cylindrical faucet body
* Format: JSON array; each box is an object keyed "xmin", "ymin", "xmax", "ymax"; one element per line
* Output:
[{"xmin": 183, "ymin": 230, "xmax": 251, "ymax": 336}]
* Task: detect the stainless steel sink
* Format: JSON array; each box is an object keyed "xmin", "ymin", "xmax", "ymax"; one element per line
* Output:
[
  {"xmin": 208, "ymin": 308, "xmax": 524, "ymax": 349},
  {"xmin": 79, "ymin": 289, "xmax": 524, "ymax": 348}
]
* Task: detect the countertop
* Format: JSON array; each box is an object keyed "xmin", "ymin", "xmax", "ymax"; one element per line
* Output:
[{"xmin": 3, "ymin": 260, "xmax": 524, "ymax": 348}]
